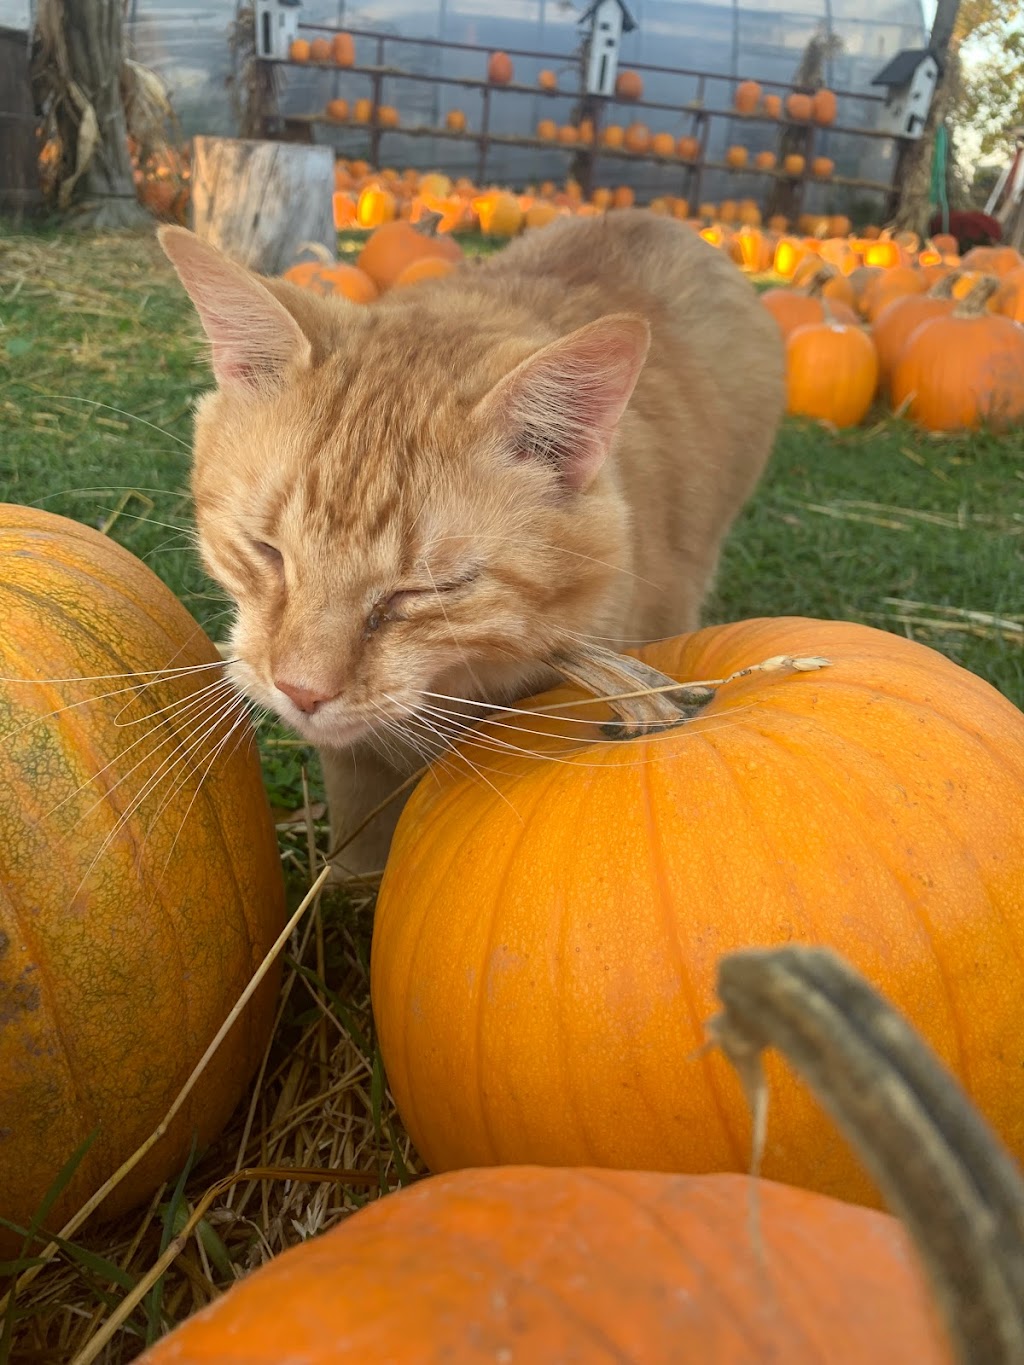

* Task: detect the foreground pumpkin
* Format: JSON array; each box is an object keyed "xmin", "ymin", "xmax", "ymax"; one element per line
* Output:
[
  {"xmin": 137, "ymin": 1168, "xmax": 949, "ymax": 1363},
  {"xmin": 140, "ymin": 945, "xmax": 1024, "ymax": 1363},
  {"xmin": 356, "ymin": 215, "xmax": 462, "ymax": 291},
  {"xmin": 786, "ymin": 311, "xmax": 879, "ymax": 426},
  {"xmin": 371, "ymin": 618, "xmax": 1024, "ymax": 1204},
  {"xmin": 0, "ymin": 505, "xmax": 284, "ymax": 1246}
]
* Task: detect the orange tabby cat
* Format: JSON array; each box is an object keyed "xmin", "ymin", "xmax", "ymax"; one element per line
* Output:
[{"xmin": 159, "ymin": 212, "xmax": 784, "ymax": 873}]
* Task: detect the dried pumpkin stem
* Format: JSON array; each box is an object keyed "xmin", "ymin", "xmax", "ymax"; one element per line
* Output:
[
  {"xmin": 957, "ymin": 275, "xmax": 1000, "ymax": 314},
  {"xmin": 710, "ymin": 946, "xmax": 1024, "ymax": 1365},
  {"xmin": 550, "ymin": 644, "xmax": 828, "ymax": 738},
  {"xmin": 930, "ymin": 270, "xmax": 962, "ymax": 299}
]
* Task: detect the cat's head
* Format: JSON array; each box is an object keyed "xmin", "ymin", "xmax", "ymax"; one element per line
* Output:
[{"xmin": 159, "ymin": 227, "xmax": 649, "ymax": 749}]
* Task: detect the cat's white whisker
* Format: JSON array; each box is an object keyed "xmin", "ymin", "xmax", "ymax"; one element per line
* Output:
[
  {"xmin": 35, "ymin": 395, "xmax": 191, "ymax": 449},
  {"xmin": 384, "ymin": 694, "xmax": 522, "ymax": 818}
]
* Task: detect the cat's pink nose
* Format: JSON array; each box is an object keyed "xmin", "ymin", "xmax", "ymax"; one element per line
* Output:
[{"xmin": 275, "ymin": 679, "xmax": 337, "ymax": 715}]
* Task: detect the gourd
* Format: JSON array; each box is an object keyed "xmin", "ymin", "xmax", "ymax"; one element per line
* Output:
[
  {"xmin": 0, "ymin": 505, "xmax": 283, "ymax": 1247},
  {"xmin": 786, "ymin": 311, "xmax": 879, "ymax": 426},
  {"xmin": 371, "ymin": 619, "xmax": 1024, "ymax": 1202},
  {"xmin": 891, "ymin": 277, "xmax": 1024, "ymax": 431},
  {"xmin": 139, "ymin": 946, "xmax": 1024, "ymax": 1364}
]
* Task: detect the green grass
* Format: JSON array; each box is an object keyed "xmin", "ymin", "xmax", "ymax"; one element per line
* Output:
[{"xmin": 2, "ymin": 225, "xmax": 1022, "ymax": 782}]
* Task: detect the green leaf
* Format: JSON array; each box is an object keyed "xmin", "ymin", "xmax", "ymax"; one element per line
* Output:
[{"xmin": 146, "ymin": 1136, "xmax": 199, "ymax": 1344}]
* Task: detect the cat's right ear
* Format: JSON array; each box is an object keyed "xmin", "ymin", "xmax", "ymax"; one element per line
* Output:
[{"xmin": 158, "ymin": 227, "xmax": 311, "ymax": 391}]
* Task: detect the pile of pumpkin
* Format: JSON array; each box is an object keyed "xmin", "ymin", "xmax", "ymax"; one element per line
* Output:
[
  {"xmin": 5, "ymin": 498, "xmax": 1024, "ymax": 1361},
  {"xmin": 761, "ymin": 233, "xmax": 1024, "ymax": 431}
]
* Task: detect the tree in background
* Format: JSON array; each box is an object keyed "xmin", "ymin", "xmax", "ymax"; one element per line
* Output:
[
  {"xmin": 956, "ymin": 0, "xmax": 1024, "ymax": 159},
  {"xmin": 33, "ymin": 0, "xmax": 174, "ymax": 227}
]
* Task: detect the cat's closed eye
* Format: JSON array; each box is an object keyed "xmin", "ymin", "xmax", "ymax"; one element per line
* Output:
[{"xmin": 252, "ymin": 540, "xmax": 283, "ymax": 567}]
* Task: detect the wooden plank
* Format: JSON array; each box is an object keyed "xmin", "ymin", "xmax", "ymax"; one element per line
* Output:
[
  {"xmin": 190, "ymin": 136, "xmax": 335, "ymax": 275},
  {"xmin": 0, "ymin": 25, "xmax": 42, "ymax": 216}
]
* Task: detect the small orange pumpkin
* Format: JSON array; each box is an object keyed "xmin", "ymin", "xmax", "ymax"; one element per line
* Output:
[
  {"xmin": 786, "ymin": 91, "xmax": 813, "ymax": 121},
  {"xmin": 960, "ymin": 244, "xmax": 1022, "ymax": 276},
  {"xmin": 811, "ymin": 156, "xmax": 834, "ymax": 178},
  {"xmin": 676, "ymin": 135, "xmax": 699, "ymax": 160},
  {"xmin": 615, "ymin": 69, "xmax": 644, "ymax": 101},
  {"xmin": 356, "ymin": 184, "xmax": 397, "ymax": 228},
  {"xmin": 783, "ymin": 153, "xmax": 805, "ymax": 176},
  {"xmin": 755, "ymin": 149, "xmax": 777, "ymax": 170},
  {"xmin": 991, "ymin": 265, "xmax": 1024, "ymax": 322},
  {"xmin": 762, "ymin": 268, "xmax": 858, "ymax": 338},
  {"xmin": 391, "ymin": 256, "xmax": 459, "ymax": 288},
  {"xmin": 612, "ymin": 185, "xmax": 636, "ymax": 209},
  {"xmin": 536, "ymin": 118, "xmax": 557, "ymax": 142},
  {"xmin": 812, "ymin": 88, "xmax": 837, "ymax": 124},
  {"xmin": 734, "ymin": 79, "xmax": 762, "ymax": 114},
  {"xmin": 762, "ymin": 92, "xmax": 782, "ymax": 118},
  {"xmin": 331, "ymin": 32, "xmax": 355, "ymax": 66},
  {"xmin": 289, "ymin": 37, "xmax": 310, "ymax": 63},
  {"xmin": 376, "ymin": 104, "xmax": 400, "ymax": 128},
  {"xmin": 538, "ymin": 69, "xmax": 558, "ymax": 92},
  {"xmin": 557, "ymin": 124, "xmax": 578, "ymax": 145},
  {"xmin": 325, "ymin": 98, "xmax": 349, "ymax": 122},
  {"xmin": 726, "ymin": 144, "xmax": 749, "ymax": 168},
  {"xmin": 487, "ymin": 51, "xmax": 514, "ymax": 85},
  {"xmin": 602, "ymin": 124, "xmax": 625, "ymax": 148},
  {"xmin": 786, "ymin": 311, "xmax": 879, "ymax": 424},
  {"xmin": 624, "ymin": 122, "xmax": 651, "ymax": 153},
  {"xmin": 651, "ymin": 131, "xmax": 676, "ymax": 157},
  {"xmin": 446, "ymin": 109, "xmax": 467, "ymax": 132},
  {"xmin": 357, "ymin": 217, "xmax": 462, "ymax": 290},
  {"xmin": 352, "ymin": 97, "xmax": 372, "ymax": 124},
  {"xmin": 309, "ymin": 36, "xmax": 331, "ymax": 63},
  {"xmin": 861, "ymin": 263, "xmax": 927, "ymax": 323}
]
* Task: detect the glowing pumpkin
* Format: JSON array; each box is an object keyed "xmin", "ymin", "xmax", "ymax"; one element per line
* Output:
[
  {"xmin": 372, "ymin": 619, "xmax": 1024, "ymax": 1205},
  {"xmin": 0, "ymin": 505, "xmax": 283, "ymax": 1246}
]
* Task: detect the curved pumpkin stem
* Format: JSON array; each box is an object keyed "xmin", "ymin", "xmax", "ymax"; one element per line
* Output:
[
  {"xmin": 711, "ymin": 946, "xmax": 1024, "ymax": 1365},
  {"xmin": 550, "ymin": 644, "xmax": 828, "ymax": 740},
  {"xmin": 804, "ymin": 263, "xmax": 838, "ymax": 297},
  {"xmin": 413, "ymin": 209, "xmax": 445, "ymax": 238},
  {"xmin": 930, "ymin": 270, "xmax": 962, "ymax": 299},
  {"xmin": 958, "ymin": 275, "xmax": 1000, "ymax": 314}
]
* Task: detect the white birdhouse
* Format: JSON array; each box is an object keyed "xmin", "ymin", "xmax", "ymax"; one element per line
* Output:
[
  {"xmin": 871, "ymin": 49, "xmax": 940, "ymax": 140},
  {"xmin": 580, "ymin": 0, "xmax": 638, "ymax": 99},
  {"xmin": 254, "ymin": 0, "xmax": 301, "ymax": 61}
]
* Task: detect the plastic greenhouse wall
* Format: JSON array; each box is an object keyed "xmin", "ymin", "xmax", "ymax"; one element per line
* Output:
[{"xmin": 125, "ymin": 0, "xmax": 927, "ymax": 207}]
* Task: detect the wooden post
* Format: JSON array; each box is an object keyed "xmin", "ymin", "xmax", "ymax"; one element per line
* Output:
[
  {"xmin": 190, "ymin": 136, "xmax": 336, "ymax": 275},
  {"xmin": 0, "ymin": 25, "xmax": 41, "ymax": 218}
]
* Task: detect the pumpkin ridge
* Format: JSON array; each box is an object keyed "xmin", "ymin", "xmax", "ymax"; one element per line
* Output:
[
  {"xmin": 0, "ymin": 578, "xmax": 236, "ymax": 1120},
  {"xmin": 475, "ymin": 758, "xmax": 571, "ymax": 1166},
  {"xmin": 639, "ymin": 755, "xmax": 749, "ymax": 1169},
  {"xmin": 0, "ymin": 867, "xmax": 92, "ymax": 1131},
  {"xmin": 379, "ymin": 766, "xmax": 521, "ymax": 1161},
  {"xmin": 752, "ymin": 716, "xmax": 973, "ymax": 1092}
]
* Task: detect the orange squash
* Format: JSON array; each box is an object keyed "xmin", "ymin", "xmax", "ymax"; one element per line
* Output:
[
  {"xmin": 611, "ymin": 185, "xmax": 635, "ymax": 209},
  {"xmin": 309, "ymin": 36, "xmax": 331, "ymax": 63},
  {"xmin": 376, "ymin": 104, "xmax": 400, "ymax": 128},
  {"xmin": 331, "ymin": 32, "xmax": 355, "ymax": 66},
  {"xmin": 891, "ymin": 279, "xmax": 1024, "ymax": 431},
  {"xmin": 445, "ymin": 109, "xmax": 467, "ymax": 132},
  {"xmin": 812, "ymin": 87, "xmax": 838, "ymax": 124},
  {"xmin": 614, "ymin": 69, "xmax": 644, "ymax": 100},
  {"xmin": 538, "ymin": 69, "xmax": 557, "ymax": 91},
  {"xmin": 282, "ymin": 259, "xmax": 378, "ymax": 302},
  {"xmin": 136, "ymin": 1167, "xmax": 950, "ymax": 1364},
  {"xmin": 324, "ymin": 98, "xmax": 348, "ymax": 122},
  {"xmin": 536, "ymin": 118, "xmax": 557, "ymax": 142},
  {"xmin": 811, "ymin": 155, "xmax": 834, "ymax": 178},
  {"xmin": 601, "ymin": 123, "xmax": 625, "ymax": 148},
  {"xmin": 288, "ymin": 37, "xmax": 310, "ymax": 63},
  {"xmin": 762, "ymin": 92, "xmax": 782, "ymax": 118},
  {"xmin": 787, "ymin": 313, "xmax": 879, "ymax": 425},
  {"xmin": 725, "ymin": 144, "xmax": 749, "ymax": 168},
  {"xmin": 487, "ymin": 51, "xmax": 514, "ymax": 85},
  {"xmin": 734, "ymin": 79, "xmax": 762, "ymax": 114},
  {"xmin": 786, "ymin": 91, "xmax": 813, "ymax": 121},
  {"xmin": 0, "ymin": 505, "xmax": 284, "ymax": 1246},
  {"xmin": 371, "ymin": 617, "xmax": 1024, "ymax": 1202},
  {"xmin": 356, "ymin": 217, "xmax": 462, "ymax": 291},
  {"xmin": 556, "ymin": 123, "xmax": 578, "ymax": 145},
  {"xmin": 651, "ymin": 131, "xmax": 676, "ymax": 157},
  {"xmin": 352, "ymin": 97, "xmax": 372, "ymax": 124},
  {"xmin": 783, "ymin": 153, "xmax": 805, "ymax": 176},
  {"xmin": 861, "ymin": 263, "xmax": 927, "ymax": 323},
  {"xmin": 755, "ymin": 149, "xmax": 777, "ymax": 170},
  {"xmin": 676, "ymin": 134, "xmax": 699, "ymax": 160}
]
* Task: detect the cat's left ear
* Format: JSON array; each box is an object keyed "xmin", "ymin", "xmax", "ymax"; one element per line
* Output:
[
  {"xmin": 158, "ymin": 226, "xmax": 312, "ymax": 391},
  {"xmin": 477, "ymin": 314, "xmax": 650, "ymax": 492}
]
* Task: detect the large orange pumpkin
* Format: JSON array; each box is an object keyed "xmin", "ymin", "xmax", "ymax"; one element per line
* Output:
[
  {"xmin": 891, "ymin": 280, "xmax": 1024, "ymax": 431},
  {"xmin": 371, "ymin": 618, "xmax": 1024, "ymax": 1205},
  {"xmin": 136, "ymin": 1167, "xmax": 951, "ymax": 1364},
  {"xmin": 871, "ymin": 273, "xmax": 959, "ymax": 392},
  {"xmin": 0, "ymin": 505, "xmax": 284, "ymax": 1245}
]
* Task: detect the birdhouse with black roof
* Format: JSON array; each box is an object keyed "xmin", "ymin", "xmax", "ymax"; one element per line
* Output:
[
  {"xmin": 580, "ymin": 0, "xmax": 638, "ymax": 98},
  {"xmin": 871, "ymin": 48, "xmax": 940, "ymax": 139}
]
